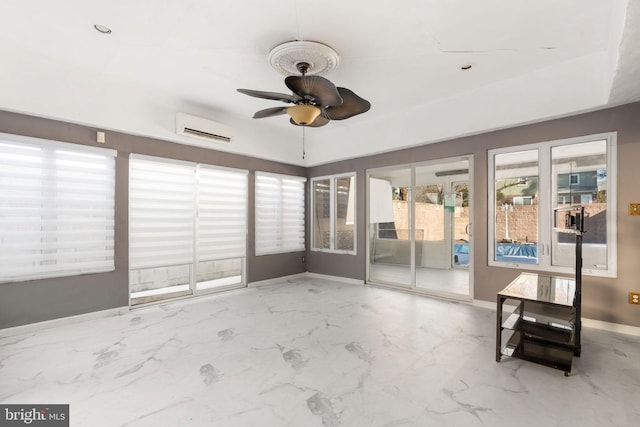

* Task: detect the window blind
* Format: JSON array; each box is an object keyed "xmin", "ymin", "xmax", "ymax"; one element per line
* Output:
[
  {"xmin": 129, "ymin": 155, "xmax": 195, "ymax": 270},
  {"xmin": 197, "ymin": 165, "xmax": 248, "ymax": 261},
  {"xmin": 0, "ymin": 134, "xmax": 116, "ymax": 282},
  {"xmin": 255, "ymin": 172, "xmax": 306, "ymax": 255},
  {"xmin": 130, "ymin": 155, "xmax": 248, "ymax": 272}
]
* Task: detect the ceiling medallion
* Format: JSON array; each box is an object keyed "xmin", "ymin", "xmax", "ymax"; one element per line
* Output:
[{"xmin": 268, "ymin": 40, "xmax": 340, "ymax": 76}]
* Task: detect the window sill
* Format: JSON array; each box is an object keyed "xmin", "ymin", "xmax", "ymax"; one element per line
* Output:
[
  {"xmin": 488, "ymin": 260, "xmax": 617, "ymax": 279},
  {"xmin": 311, "ymin": 248, "xmax": 357, "ymax": 256}
]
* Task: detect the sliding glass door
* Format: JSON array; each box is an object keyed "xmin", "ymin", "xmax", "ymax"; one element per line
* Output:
[
  {"xmin": 129, "ymin": 155, "xmax": 247, "ymax": 305},
  {"xmin": 367, "ymin": 157, "xmax": 472, "ymax": 299}
]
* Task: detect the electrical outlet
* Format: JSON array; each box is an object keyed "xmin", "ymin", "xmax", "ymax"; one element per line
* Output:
[
  {"xmin": 630, "ymin": 292, "xmax": 640, "ymax": 305},
  {"xmin": 301, "ymin": 255, "xmax": 305, "ymax": 263}
]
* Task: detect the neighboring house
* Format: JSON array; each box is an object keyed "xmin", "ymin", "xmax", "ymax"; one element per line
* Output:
[
  {"xmin": 496, "ymin": 177, "xmax": 539, "ymax": 206},
  {"xmin": 557, "ymin": 170, "xmax": 605, "ymax": 204}
]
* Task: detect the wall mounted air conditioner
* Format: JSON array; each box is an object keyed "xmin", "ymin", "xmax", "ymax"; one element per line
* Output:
[{"xmin": 175, "ymin": 112, "xmax": 234, "ymax": 143}]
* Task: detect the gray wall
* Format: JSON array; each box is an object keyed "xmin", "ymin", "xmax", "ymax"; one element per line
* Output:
[
  {"xmin": 0, "ymin": 110, "xmax": 307, "ymax": 328},
  {"xmin": 3, "ymin": 102, "xmax": 640, "ymax": 330},
  {"xmin": 307, "ymin": 102, "xmax": 640, "ymax": 328}
]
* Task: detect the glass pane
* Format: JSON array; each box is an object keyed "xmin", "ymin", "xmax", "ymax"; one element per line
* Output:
[
  {"xmin": 313, "ymin": 179, "xmax": 331, "ymax": 250},
  {"xmin": 130, "ymin": 264, "xmax": 192, "ymax": 305},
  {"xmin": 494, "ymin": 150, "xmax": 539, "ymax": 264},
  {"xmin": 453, "ymin": 182, "xmax": 470, "ymax": 267},
  {"xmin": 369, "ymin": 169, "xmax": 411, "ymax": 286},
  {"xmin": 196, "ymin": 258, "xmax": 243, "ymax": 290},
  {"xmin": 551, "ymin": 140, "xmax": 607, "ymax": 269},
  {"xmin": 414, "ymin": 160, "xmax": 470, "ymax": 297},
  {"xmin": 414, "ymin": 184, "xmax": 444, "ymax": 242},
  {"xmin": 335, "ymin": 176, "xmax": 354, "ymax": 251}
]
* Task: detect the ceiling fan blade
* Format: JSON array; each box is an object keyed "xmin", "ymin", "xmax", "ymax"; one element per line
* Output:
[
  {"xmin": 285, "ymin": 76, "xmax": 342, "ymax": 107},
  {"xmin": 324, "ymin": 87, "xmax": 371, "ymax": 120},
  {"xmin": 253, "ymin": 106, "xmax": 288, "ymax": 119},
  {"xmin": 289, "ymin": 114, "xmax": 330, "ymax": 127},
  {"xmin": 237, "ymin": 88, "xmax": 300, "ymax": 103}
]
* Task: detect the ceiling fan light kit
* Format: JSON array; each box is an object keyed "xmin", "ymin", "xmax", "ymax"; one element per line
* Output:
[
  {"xmin": 237, "ymin": 40, "xmax": 370, "ymax": 128},
  {"xmin": 287, "ymin": 104, "xmax": 321, "ymax": 125}
]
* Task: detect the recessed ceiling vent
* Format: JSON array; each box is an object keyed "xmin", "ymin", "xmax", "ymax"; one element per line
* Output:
[{"xmin": 176, "ymin": 112, "xmax": 234, "ymax": 143}]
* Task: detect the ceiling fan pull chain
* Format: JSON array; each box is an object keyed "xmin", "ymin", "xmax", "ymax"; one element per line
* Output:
[{"xmin": 302, "ymin": 126, "xmax": 306, "ymax": 160}]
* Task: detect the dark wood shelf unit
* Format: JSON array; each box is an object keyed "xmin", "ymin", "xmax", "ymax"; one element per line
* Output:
[{"xmin": 496, "ymin": 272, "xmax": 579, "ymax": 376}]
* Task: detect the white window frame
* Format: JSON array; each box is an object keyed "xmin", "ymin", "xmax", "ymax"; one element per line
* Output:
[
  {"xmin": 255, "ymin": 171, "xmax": 306, "ymax": 256},
  {"xmin": 0, "ymin": 133, "xmax": 116, "ymax": 283},
  {"xmin": 311, "ymin": 172, "xmax": 357, "ymax": 255},
  {"xmin": 488, "ymin": 132, "xmax": 617, "ymax": 278}
]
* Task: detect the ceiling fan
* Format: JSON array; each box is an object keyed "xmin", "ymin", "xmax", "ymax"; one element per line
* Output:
[{"xmin": 237, "ymin": 41, "xmax": 371, "ymax": 127}]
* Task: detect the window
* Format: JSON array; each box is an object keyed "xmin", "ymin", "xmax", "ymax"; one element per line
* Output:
[
  {"xmin": 0, "ymin": 133, "xmax": 116, "ymax": 283},
  {"xmin": 129, "ymin": 155, "xmax": 247, "ymax": 302},
  {"xmin": 570, "ymin": 174, "xmax": 580, "ymax": 185},
  {"xmin": 255, "ymin": 172, "xmax": 306, "ymax": 255},
  {"xmin": 489, "ymin": 133, "xmax": 616, "ymax": 277},
  {"xmin": 311, "ymin": 173, "xmax": 356, "ymax": 253},
  {"xmin": 513, "ymin": 196, "xmax": 533, "ymax": 206}
]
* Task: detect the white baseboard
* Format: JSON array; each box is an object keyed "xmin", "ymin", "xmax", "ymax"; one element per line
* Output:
[
  {"xmin": 582, "ymin": 318, "xmax": 640, "ymax": 336},
  {"xmin": 248, "ymin": 273, "xmax": 307, "ymax": 288},
  {"xmin": 0, "ymin": 306, "xmax": 129, "ymax": 338},
  {"xmin": 306, "ymin": 272, "xmax": 365, "ymax": 285},
  {"xmin": 473, "ymin": 298, "xmax": 640, "ymax": 337},
  {"xmin": 472, "ymin": 299, "xmax": 496, "ymax": 310},
  {"xmin": 249, "ymin": 272, "xmax": 364, "ymax": 288}
]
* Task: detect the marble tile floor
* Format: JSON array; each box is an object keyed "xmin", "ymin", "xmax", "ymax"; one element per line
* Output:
[{"xmin": 1, "ymin": 277, "xmax": 639, "ymax": 426}]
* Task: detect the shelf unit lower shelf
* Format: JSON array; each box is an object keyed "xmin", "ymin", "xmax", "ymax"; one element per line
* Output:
[{"xmin": 501, "ymin": 331, "xmax": 574, "ymax": 373}]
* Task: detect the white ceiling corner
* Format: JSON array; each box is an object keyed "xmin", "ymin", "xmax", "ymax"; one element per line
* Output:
[{"xmin": 609, "ymin": 0, "xmax": 640, "ymax": 105}]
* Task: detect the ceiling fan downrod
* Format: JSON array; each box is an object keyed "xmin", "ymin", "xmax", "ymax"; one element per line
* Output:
[{"xmin": 296, "ymin": 62, "xmax": 310, "ymax": 76}]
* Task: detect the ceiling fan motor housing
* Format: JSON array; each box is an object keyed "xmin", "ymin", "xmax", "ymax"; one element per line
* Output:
[{"xmin": 296, "ymin": 62, "xmax": 311, "ymax": 75}]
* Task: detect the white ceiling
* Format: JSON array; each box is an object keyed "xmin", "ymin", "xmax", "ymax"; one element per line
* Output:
[{"xmin": 0, "ymin": 0, "xmax": 636, "ymax": 166}]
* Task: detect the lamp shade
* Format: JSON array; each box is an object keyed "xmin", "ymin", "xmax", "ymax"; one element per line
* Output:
[{"xmin": 287, "ymin": 105, "xmax": 321, "ymax": 125}]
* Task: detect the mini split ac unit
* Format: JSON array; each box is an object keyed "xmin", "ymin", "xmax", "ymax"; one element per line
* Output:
[{"xmin": 175, "ymin": 112, "xmax": 234, "ymax": 143}]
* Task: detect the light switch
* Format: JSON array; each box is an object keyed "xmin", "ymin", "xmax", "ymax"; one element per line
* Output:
[
  {"xmin": 96, "ymin": 131, "xmax": 106, "ymax": 144},
  {"xmin": 630, "ymin": 203, "xmax": 640, "ymax": 216}
]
